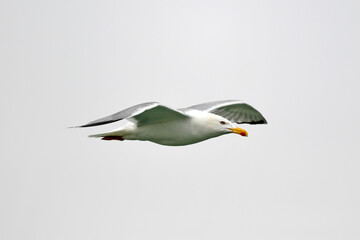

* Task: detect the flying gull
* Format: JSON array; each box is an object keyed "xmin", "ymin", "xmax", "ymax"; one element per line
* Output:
[{"xmin": 76, "ymin": 100, "xmax": 267, "ymax": 146}]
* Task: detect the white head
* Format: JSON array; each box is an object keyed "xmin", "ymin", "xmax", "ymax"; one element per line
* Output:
[
  {"xmin": 189, "ymin": 110, "xmax": 248, "ymax": 137},
  {"xmin": 206, "ymin": 114, "xmax": 248, "ymax": 136}
]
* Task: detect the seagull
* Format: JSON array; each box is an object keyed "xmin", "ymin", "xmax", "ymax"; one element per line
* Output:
[{"xmin": 76, "ymin": 100, "xmax": 267, "ymax": 146}]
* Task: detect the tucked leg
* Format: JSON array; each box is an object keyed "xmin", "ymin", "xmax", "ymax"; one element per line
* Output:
[{"xmin": 101, "ymin": 136, "xmax": 124, "ymax": 141}]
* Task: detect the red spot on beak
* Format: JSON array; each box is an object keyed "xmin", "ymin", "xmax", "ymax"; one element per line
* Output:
[
  {"xmin": 229, "ymin": 127, "xmax": 248, "ymax": 137},
  {"xmin": 240, "ymin": 131, "xmax": 247, "ymax": 137}
]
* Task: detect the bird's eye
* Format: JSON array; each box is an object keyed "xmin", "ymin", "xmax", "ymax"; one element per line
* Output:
[{"xmin": 220, "ymin": 121, "xmax": 226, "ymax": 125}]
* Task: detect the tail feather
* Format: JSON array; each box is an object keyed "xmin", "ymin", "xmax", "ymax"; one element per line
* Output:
[{"xmin": 88, "ymin": 133, "xmax": 108, "ymax": 138}]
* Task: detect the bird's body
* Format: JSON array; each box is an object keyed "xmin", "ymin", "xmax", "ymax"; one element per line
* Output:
[
  {"xmin": 77, "ymin": 100, "xmax": 267, "ymax": 146},
  {"xmin": 101, "ymin": 110, "xmax": 232, "ymax": 146}
]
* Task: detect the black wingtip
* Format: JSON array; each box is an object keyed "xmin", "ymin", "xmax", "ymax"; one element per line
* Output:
[
  {"xmin": 71, "ymin": 119, "xmax": 121, "ymax": 128},
  {"xmin": 257, "ymin": 118, "xmax": 268, "ymax": 124},
  {"xmin": 236, "ymin": 118, "xmax": 268, "ymax": 125}
]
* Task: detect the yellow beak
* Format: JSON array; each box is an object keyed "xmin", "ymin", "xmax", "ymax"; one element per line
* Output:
[{"xmin": 229, "ymin": 127, "xmax": 248, "ymax": 137}]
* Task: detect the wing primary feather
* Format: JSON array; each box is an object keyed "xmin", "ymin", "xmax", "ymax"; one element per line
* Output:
[
  {"xmin": 77, "ymin": 119, "xmax": 122, "ymax": 128},
  {"xmin": 208, "ymin": 102, "xmax": 267, "ymax": 125},
  {"xmin": 76, "ymin": 102, "xmax": 189, "ymax": 128},
  {"xmin": 76, "ymin": 102, "xmax": 159, "ymax": 128}
]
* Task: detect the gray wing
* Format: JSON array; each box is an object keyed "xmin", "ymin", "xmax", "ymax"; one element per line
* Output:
[
  {"xmin": 78, "ymin": 102, "xmax": 189, "ymax": 127},
  {"xmin": 187, "ymin": 100, "xmax": 267, "ymax": 124}
]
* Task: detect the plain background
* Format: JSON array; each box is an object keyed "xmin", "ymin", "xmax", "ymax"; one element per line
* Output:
[{"xmin": 1, "ymin": 0, "xmax": 359, "ymax": 239}]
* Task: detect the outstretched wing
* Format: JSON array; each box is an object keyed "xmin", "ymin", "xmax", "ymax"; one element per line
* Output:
[
  {"xmin": 187, "ymin": 100, "xmax": 267, "ymax": 124},
  {"xmin": 78, "ymin": 102, "xmax": 189, "ymax": 127}
]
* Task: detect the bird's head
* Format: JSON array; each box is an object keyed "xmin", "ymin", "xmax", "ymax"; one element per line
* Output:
[{"xmin": 207, "ymin": 114, "xmax": 248, "ymax": 137}]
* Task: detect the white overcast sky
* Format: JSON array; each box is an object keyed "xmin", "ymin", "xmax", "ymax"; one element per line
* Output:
[{"xmin": 1, "ymin": 0, "xmax": 360, "ymax": 239}]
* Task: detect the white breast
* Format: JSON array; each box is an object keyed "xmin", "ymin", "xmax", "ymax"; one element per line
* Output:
[{"xmin": 127, "ymin": 110, "xmax": 224, "ymax": 146}]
